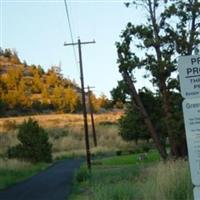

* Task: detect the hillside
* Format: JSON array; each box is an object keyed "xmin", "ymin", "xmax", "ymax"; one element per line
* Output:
[{"xmin": 0, "ymin": 49, "xmax": 111, "ymax": 116}]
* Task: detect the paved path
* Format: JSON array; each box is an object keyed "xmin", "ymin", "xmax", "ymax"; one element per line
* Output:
[{"xmin": 0, "ymin": 159, "xmax": 83, "ymax": 200}]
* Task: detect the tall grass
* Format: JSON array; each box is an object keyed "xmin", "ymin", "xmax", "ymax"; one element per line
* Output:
[
  {"xmin": 0, "ymin": 158, "xmax": 31, "ymax": 170},
  {"xmin": 0, "ymin": 113, "xmax": 128, "ymax": 158},
  {"xmin": 140, "ymin": 159, "xmax": 193, "ymax": 200},
  {"xmin": 0, "ymin": 123, "xmax": 132, "ymax": 159},
  {"xmin": 0, "ymin": 112, "xmax": 122, "ymax": 130},
  {"xmin": 0, "ymin": 131, "xmax": 18, "ymax": 155},
  {"xmin": 70, "ymin": 165, "xmax": 141, "ymax": 200},
  {"xmin": 0, "ymin": 158, "xmax": 48, "ymax": 189},
  {"xmin": 49, "ymin": 124, "xmax": 136, "ymax": 159},
  {"xmin": 70, "ymin": 156, "xmax": 193, "ymax": 200}
]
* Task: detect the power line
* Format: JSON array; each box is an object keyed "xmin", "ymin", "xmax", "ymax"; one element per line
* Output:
[
  {"xmin": 63, "ymin": 0, "xmax": 78, "ymax": 68},
  {"xmin": 64, "ymin": 38, "xmax": 96, "ymax": 171}
]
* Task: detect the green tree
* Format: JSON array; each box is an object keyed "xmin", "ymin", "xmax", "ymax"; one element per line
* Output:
[
  {"xmin": 8, "ymin": 118, "xmax": 52, "ymax": 163},
  {"xmin": 116, "ymin": 0, "xmax": 200, "ymax": 158},
  {"xmin": 110, "ymin": 80, "xmax": 129, "ymax": 108},
  {"xmin": 119, "ymin": 89, "xmax": 163, "ymax": 145},
  {"xmin": 0, "ymin": 99, "xmax": 8, "ymax": 116}
]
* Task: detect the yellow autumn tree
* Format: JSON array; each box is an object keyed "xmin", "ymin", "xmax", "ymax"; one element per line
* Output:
[
  {"xmin": 63, "ymin": 87, "xmax": 78, "ymax": 113},
  {"xmin": 52, "ymin": 86, "xmax": 64, "ymax": 110}
]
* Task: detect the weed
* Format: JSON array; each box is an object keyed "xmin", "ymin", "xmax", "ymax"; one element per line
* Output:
[
  {"xmin": 75, "ymin": 165, "xmax": 90, "ymax": 183},
  {"xmin": 0, "ymin": 158, "xmax": 48, "ymax": 189}
]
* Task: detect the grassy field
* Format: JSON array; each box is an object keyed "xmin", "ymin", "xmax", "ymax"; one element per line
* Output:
[
  {"xmin": 0, "ymin": 112, "xmax": 138, "ymax": 160},
  {"xmin": 0, "ymin": 158, "xmax": 48, "ymax": 189},
  {"xmin": 69, "ymin": 151, "xmax": 193, "ymax": 200},
  {"xmin": 0, "ymin": 112, "xmax": 193, "ymax": 200},
  {"xmin": 0, "ymin": 112, "xmax": 136, "ymax": 189},
  {"xmin": 0, "ymin": 112, "xmax": 122, "ymax": 130}
]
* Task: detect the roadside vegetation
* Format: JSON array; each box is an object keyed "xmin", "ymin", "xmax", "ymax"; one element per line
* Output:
[
  {"xmin": 0, "ymin": 112, "xmax": 127, "ymax": 160},
  {"xmin": 70, "ymin": 151, "xmax": 193, "ymax": 200},
  {"xmin": 0, "ymin": 0, "xmax": 198, "ymax": 199},
  {"xmin": 0, "ymin": 159, "xmax": 48, "ymax": 189},
  {"xmin": 0, "ymin": 112, "xmax": 127, "ymax": 189}
]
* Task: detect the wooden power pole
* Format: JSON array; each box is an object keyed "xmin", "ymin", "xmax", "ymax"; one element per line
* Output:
[
  {"xmin": 87, "ymin": 86, "xmax": 97, "ymax": 147},
  {"xmin": 64, "ymin": 38, "xmax": 95, "ymax": 171}
]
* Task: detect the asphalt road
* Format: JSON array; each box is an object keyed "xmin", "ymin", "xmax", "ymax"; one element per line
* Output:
[{"xmin": 0, "ymin": 159, "xmax": 83, "ymax": 200}]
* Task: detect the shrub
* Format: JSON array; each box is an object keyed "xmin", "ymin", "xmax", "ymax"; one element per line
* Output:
[
  {"xmin": 142, "ymin": 144, "xmax": 150, "ymax": 152},
  {"xmin": 8, "ymin": 118, "xmax": 52, "ymax": 163},
  {"xmin": 75, "ymin": 165, "xmax": 90, "ymax": 183},
  {"xmin": 116, "ymin": 150, "xmax": 122, "ymax": 156},
  {"xmin": 99, "ymin": 121, "xmax": 117, "ymax": 126}
]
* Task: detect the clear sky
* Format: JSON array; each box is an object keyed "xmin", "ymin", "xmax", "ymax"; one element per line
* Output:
[{"xmin": 0, "ymin": 0, "xmax": 151, "ymax": 98}]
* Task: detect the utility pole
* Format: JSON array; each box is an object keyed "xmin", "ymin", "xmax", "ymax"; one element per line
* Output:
[
  {"xmin": 64, "ymin": 38, "xmax": 95, "ymax": 171},
  {"xmin": 87, "ymin": 86, "xmax": 97, "ymax": 147}
]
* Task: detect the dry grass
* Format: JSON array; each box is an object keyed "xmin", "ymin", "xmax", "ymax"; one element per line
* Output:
[
  {"xmin": 0, "ymin": 158, "xmax": 31, "ymax": 170},
  {"xmin": 0, "ymin": 131, "xmax": 18, "ymax": 155},
  {"xmin": 50, "ymin": 124, "xmax": 135, "ymax": 159},
  {"xmin": 0, "ymin": 158, "xmax": 48, "ymax": 189},
  {"xmin": 0, "ymin": 111, "xmax": 123, "ymax": 131},
  {"xmin": 0, "ymin": 112, "xmax": 131, "ymax": 159},
  {"xmin": 140, "ymin": 159, "xmax": 193, "ymax": 200}
]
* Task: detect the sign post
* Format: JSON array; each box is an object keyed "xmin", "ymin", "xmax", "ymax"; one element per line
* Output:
[{"xmin": 178, "ymin": 55, "xmax": 200, "ymax": 200}]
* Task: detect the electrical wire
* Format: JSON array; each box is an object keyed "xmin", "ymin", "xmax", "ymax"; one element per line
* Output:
[{"xmin": 63, "ymin": 0, "xmax": 79, "ymax": 68}]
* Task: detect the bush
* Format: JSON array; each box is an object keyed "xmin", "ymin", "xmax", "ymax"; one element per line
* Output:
[
  {"xmin": 116, "ymin": 150, "xmax": 122, "ymax": 156},
  {"xmin": 98, "ymin": 121, "xmax": 116, "ymax": 126},
  {"xmin": 8, "ymin": 118, "xmax": 52, "ymax": 163},
  {"xmin": 142, "ymin": 144, "xmax": 151, "ymax": 152},
  {"xmin": 75, "ymin": 165, "xmax": 90, "ymax": 183}
]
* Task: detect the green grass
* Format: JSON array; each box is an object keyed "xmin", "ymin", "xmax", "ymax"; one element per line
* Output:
[
  {"xmin": 69, "ymin": 151, "xmax": 160, "ymax": 200},
  {"xmin": 69, "ymin": 151, "xmax": 193, "ymax": 200},
  {"xmin": 100, "ymin": 150, "xmax": 159, "ymax": 165},
  {"xmin": 70, "ymin": 165, "xmax": 141, "ymax": 200},
  {"xmin": 0, "ymin": 160, "xmax": 49, "ymax": 189},
  {"xmin": 140, "ymin": 160, "xmax": 193, "ymax": 200}
]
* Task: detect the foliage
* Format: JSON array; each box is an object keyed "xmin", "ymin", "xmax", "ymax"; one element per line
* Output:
[
  {"xmin": 8, "ymin": 118, "xmax": 52, "ymax": 163},
  {"xmin": 110, "ymin": 80, "xmax": 129, "ymax": 108},
  {"xmin": 75, "ymin": 165, "xmax": 90, "ymax": 183},
  {"xmin": 0, "ymin": 100, "xmax": 8, "ymax": 116},
  {"xmin": 101, "ymin": 150, "xmax": 159, "ymax": 166},
  {"xmin": 0, "ymin": 49, "xmax": 111, "ymax": 116},
  {"xmin": 116, "ymin": 0, "xmax": 200, "ymax": 158},
  {"xmin": 0, "ymin": 113, "xmax": 124, "ymax": 159},
  {"xmin": 69, "ymin": 151, "xmax": 159, "ymax": 200},
  {"xmin": 70, "ymin": 154, "xmax": 192, "ymax": 200},
  {"xmin": 0, "ymin": 159, "xmax": 48, "ymax": 189},
  {"xmin": 118, "ymin": 89, "xmax": 164, "ymax": 144},
  {"xmin": 141, "ymin": 160, "xmax": 193, "ymax": 200}
]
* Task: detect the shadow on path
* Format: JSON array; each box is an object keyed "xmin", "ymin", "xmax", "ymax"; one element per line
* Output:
[{"xmin": 0, "ymin": 159, "xmax": 83, "ymax": 200}]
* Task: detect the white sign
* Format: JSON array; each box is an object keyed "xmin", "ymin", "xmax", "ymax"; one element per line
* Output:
[
  {"xmin": 182, "ymin": 98, "xmax": 200, "ymax": 186},
  {"xmin": 178, "ymin": 55, "xmax": 200, "ymax": 99},
  {"xmin": 194, "ymin": 187, "xmax": 200, "ymax": 200}
]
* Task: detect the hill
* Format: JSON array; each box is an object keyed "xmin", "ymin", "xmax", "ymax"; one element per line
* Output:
[{"xmin": 0, "ymin": 49, "xmax": 111, "ymax": 116}]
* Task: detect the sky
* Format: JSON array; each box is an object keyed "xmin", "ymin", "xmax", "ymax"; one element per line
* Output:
[{"xmin": 0, "ymin": 0, "xmax": 151, "ymax": 98}]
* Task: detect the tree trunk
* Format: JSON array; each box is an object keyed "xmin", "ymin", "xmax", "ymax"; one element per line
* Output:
[
  {"xmin": 147, "ymin": 0, "xmax": 188, "ymax": 158},
  {"xmin": 122, "ymin": 71, "xmax": 167, "ymax": 160},
  {"xmin": 160, "ymin": 77, "xmax": 187, "ymax": 158}
]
